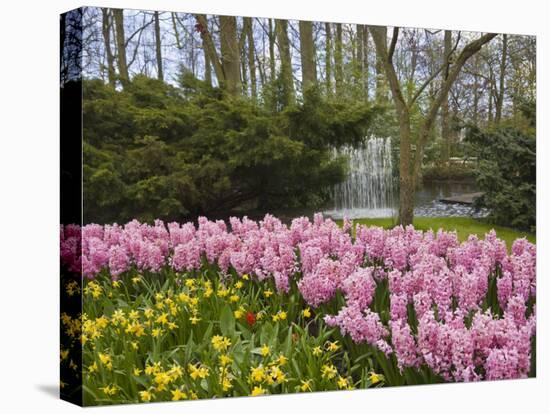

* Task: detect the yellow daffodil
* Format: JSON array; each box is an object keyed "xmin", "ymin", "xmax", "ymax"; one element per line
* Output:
[
  {"xmin": 300, "ymin": 379, "xmax": 312, "ymax": 392},
  {"xmin": 260, "ymin": 344, "xmax": 271, "ymax": 357},
  {"xmin": 98, "ymin": 353, "xmax": 113, "ymax": 370},
  {"xmin": 155, "ymin": 312, "xmax": 169, "ymax": 325},
  {"xmin": 312, "ymin": 346, "xmax": 323, "ymax": 356},
  {"xmin": 88, "ymin": 362, "xmax": 98, "ymax": 374},
  {"xmin": 188, "ymin": 363, "xmax": 209, "ymax": 380},
  {"xmin": 250, "ymin": 366, "xmax": 265, "ymax": 383},
  {"xmin": 100, "ymin": 384, "xmax": 118, "ymax": 396},
  {"xmin": 369, "ymin": 372, "xmax": 383, "ymax": 384},
  {"xmin": 321, "ymin": 363, "xmax": 337, "ymax": 379},
  {"xmin": 276, "ymin": 354, "xmax": 288, "ymax": 366},
  {"xmin": 250, "ymin": 386, "xmax": 266, "ymax": 396},
  {"xmin": 337, "ymin": 376, "xmax": 349, "ymax": 389},
  {"xmin": 302, "ymin": 307, "xmax": 312, "ymax": 318},
  {"xmin": 171, "ymin": 388, "xmax": 188, "ymax": 401},
  {"xmin": 221, "ymin": 377, "xmax": 233, "ymax": 391},
  {"xmin": 139, "ymin": 390, "xmax": 153, "ymax": 402},
  {"xmin": 211, "ymin": 335, "xmax": 232, "ymax": 352},
  {"xmin": 133, "ymin": 367, "xmax": 142, "ymax": 376},
  {"xmin": 219, "ymin": 354, "xmax": 232, "ymax": 367}
]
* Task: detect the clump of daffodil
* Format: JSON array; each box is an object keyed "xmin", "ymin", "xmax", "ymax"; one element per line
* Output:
[
  {"xmin": 250, "ymin": 385, "xmax": 266, "ymax": 396},
  {"xmin": 312, "ymin": 346, "xmax": 323, "ymax": 356},
  {"xmin": 100, "ymin": 384, "xmax": 118, "ymax": 396},
  {"xmin": 126, "ymin": 321, "xmax": 145, "ymax": 337},
  {"xmin": 272, "ymin": 310, "xmax": 287, "ymax": 322},
  {"xmin": 65, "ymin": 280, "xmax": 80, "ymax": 297},
  {"xmin": 185, "ymin": 278, "xmax": 197, "ymax": 291},
  {"xmin": 151, "ymin": 327, "xmax": 163, "ymax": 338},
  {"xmin": 249, "ymin": 365, "xmax": 266, "ymax": 383},
  {"xmin": 274, "ymin": 354, "xmax": 288, "ymax": 366},
  {"xmin": 188, "ymin": 363, "xmax": 209, "ymax": 380},
  {"xmin": 139, "ymin": 389, "xmax": 153, "ymax": 402},
  {"xmin": 217, "ymin": 287, "xmax": 230, "ymax": 298},
  {"xmin": 83, "ymin": 281, "xmax": 102, "ymax": 299},
  {"xmin": 260, "ymin": 344, "xmax": 271, "ymax": 357},
  {"xmin": 299, "ymin": 379, "xmax": 313, "ymax": 392},
  {"xmin": 369, "ymin": 372, "xmax": 383, "ymax": 385},
  {"xmin": 265, "ymin": 365, "xmax": 287, "ymax": 385},
  {"xmin": 88, "ymin": 361, "xmax": 98, "ymax": 374},
  {"xmin": 98, "ymin": 352, "xmax": 113, "ymax": 370},
  {"xmin": 321, "ymin": 363, "xmax": 338, "ymax": 380},
  {"xmin": 155, "ymin": 312, "xmax": 168, "ymax": 325},
  {"xmin": 219, "ymin": 354, "xmax": 232, "ymax": 367},
  {"xmin": 189, "ymin": 313, "xmax": 201, "ymax": 325},
  {"xmin": 203, "ymin": 280, "xmax": 214, "ymax": 298},
  {"xmin": 337, "ymin": 375, "xmax": 353, "ymax": 390},
  {"xmin": 171, "ymin": 388, "xmax": 188, "ymax": 401},
  {"xmin": 234, "ymin": 305, "xmax": 246, "ymax": 319},
  {"xmin": 211, "ymin": 335, "xmax": 232, "ymax": 352}
]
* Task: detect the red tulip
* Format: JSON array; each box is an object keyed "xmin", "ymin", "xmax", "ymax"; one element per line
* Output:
[{"xmin": 246, "ymin": 311, "xmax": 256, "ymax": 327}]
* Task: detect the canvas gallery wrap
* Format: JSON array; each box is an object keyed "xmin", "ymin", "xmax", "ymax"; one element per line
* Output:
[{"xmin": 60, "ymin": 5, "xmax": 536, "ymax": 407}]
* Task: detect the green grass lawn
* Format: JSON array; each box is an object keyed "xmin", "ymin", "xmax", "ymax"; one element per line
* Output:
[{"xmin": 339, "ymin": 217, "xmax": 536, "ymax": 248}]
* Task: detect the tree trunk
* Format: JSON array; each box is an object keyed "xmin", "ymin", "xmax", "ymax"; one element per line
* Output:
[
  {"xmin": 101, "ymin": 8, "xmax": 116, "ymax": 87},
  {"xmin": 299, "ymin": 20, "xmax": 317, "ymax": 93},
  {"xmin": 153, "ymin": 11, "xmax": 164, "ymax": 81},
  {"xmin": 275, "ymin": 19, "xmax": 294, "ymax": 106},
  {"xmin": 370, "ymin": 26, "xmax": 414, "ymax": 225},
  {"xmin": 363, "ymin": 26, "xmax": 369, "ymax": 100},
  {"xmin": 472, "ymin": 54, "xmax": 480, "ymax": 126},
  {"xmin": 171, "ymin": 13, "xmax": 182, "ymax": 49},
  {"xmin": 268, "ymin": 19, "xmax": 276, "ymax": 82},
  {"xmin": 334, "ymin": 23, "xmax": 343, "ymax": 95},
  {"xmin": 488, "ymin": 66, "xmax": 495, "ymax": 124},
  {"xmin": 219, "ymin": 16, "xmax": 241, "ymax": 95},
  {"xmin": 204, "ymin": 48, "xmax": 212, "ymax": 86},
  {"xmin": 356, "ymin": 25, "xmax": 364, "ymax": 89},
  {"xmin": 495, "ymin": 34, "xmax": 508, "ymax": 123},
  {"xmin": 374, "ymin": 27, "xmax": 387, "ymax": 103},
  {"xmin": 440, "ymin": 30, "xmax": 452, "ymax": 165},
  {"xmin": 113, "ymin": 9, "xmax": 129, "ymax": 87},
  {"xmin": 325, "ymin": 23, "xmax": 332, "ymax": 95},
  {"xmin": 195, "ymin": 15, "xmax": 225, "ymax": 88},
  {"xmin": 244, "ymin": 17, "xmax": 257, "ymax": 101}
]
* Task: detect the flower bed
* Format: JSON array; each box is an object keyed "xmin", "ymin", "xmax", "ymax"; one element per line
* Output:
[{"xmin": 60, "ymin": 214, "xmax": 536, "ymax": 404}]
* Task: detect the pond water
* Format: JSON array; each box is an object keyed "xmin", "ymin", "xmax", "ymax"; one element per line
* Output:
[{"xmin": 324, "ymin": 180, "xmax": 489, "ymax": 219}]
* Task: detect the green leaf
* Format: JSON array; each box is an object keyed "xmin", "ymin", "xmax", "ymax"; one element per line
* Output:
[{"xmin": 220, "ymin": 304, "xmax": 235, "ymax": 337}]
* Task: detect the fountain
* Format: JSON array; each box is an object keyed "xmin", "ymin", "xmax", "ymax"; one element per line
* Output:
[{"xmin": 325, "ymin": 137, "xmax": 395, "ymax": 219}]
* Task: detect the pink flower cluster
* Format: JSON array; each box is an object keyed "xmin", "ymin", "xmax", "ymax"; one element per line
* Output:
[{"xmin": 60, "ymin": 213, "xmax": 536, "ymax": 382}]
